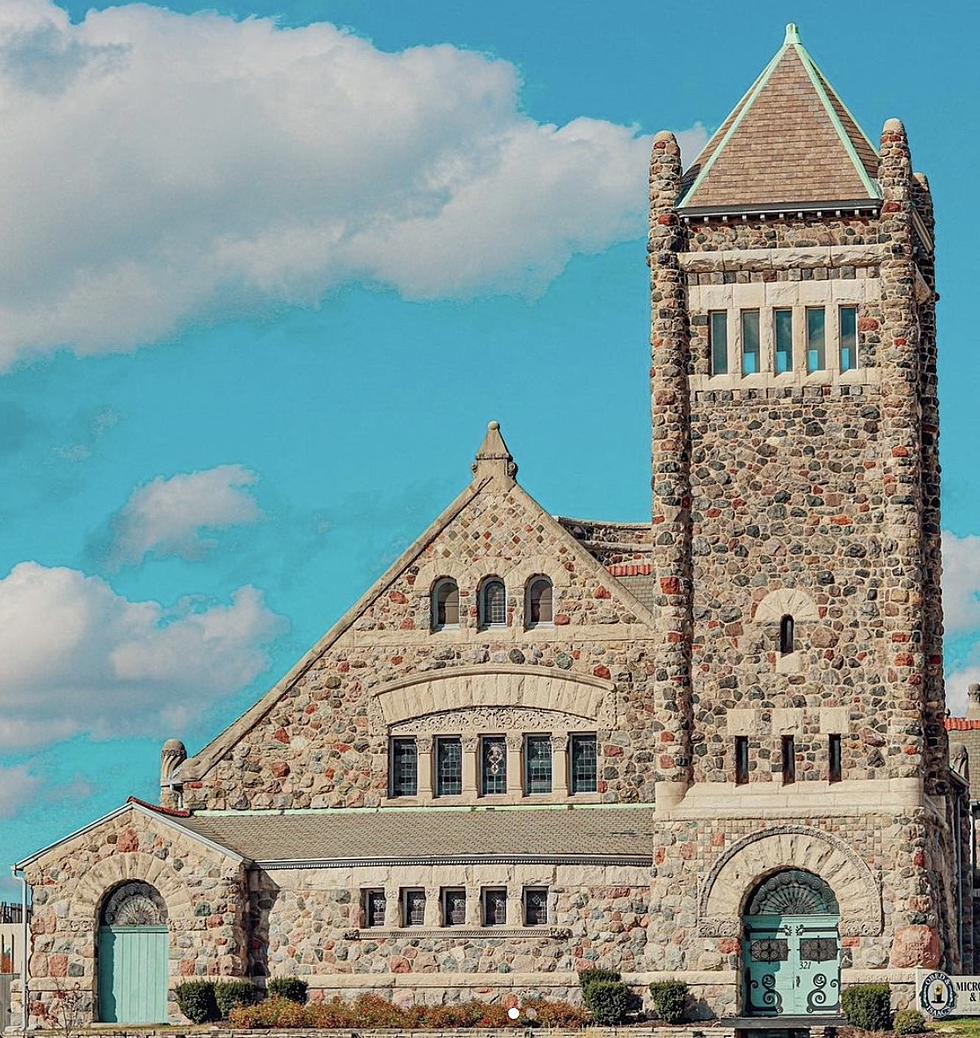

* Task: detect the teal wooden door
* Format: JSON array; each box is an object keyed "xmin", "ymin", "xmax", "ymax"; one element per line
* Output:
[
  {"xmin": 98, "ymin": 926, "xmax": 168, "ymax": 1023},
  {"xmin": 744, "ymin": 914, "xmax": 840, "ymax": 1016}
]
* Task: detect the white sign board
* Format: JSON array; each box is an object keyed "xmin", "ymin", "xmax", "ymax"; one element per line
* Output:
[{"xmin": 917, "ymin": 970, "xmax": 980, "ymax": 1017}]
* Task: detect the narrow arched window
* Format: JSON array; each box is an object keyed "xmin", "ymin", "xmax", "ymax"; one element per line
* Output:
[
  {"xmin": 779, "ymin": 614, "xmax": 795, "ymax": 656},
  {"xmin": 525, "ymin": 576, "xmax": 553, "ymax": 628},
  {"xmin": 479, "ymin": 578, "xmax": 507, "ymax": 629},
  {"xmin": 431, "ymin": 578, "xmax": 459, "ymax": 631}
]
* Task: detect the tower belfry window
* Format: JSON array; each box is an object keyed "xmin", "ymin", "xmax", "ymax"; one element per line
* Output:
[
  {"xmin": 774, "ymin": 309, "xmax": 793, "ymax": 373},
  {"xmin": 741, "ymin": 310, "xmax": 760, "ymax": 375},
  {"xmin": 710, "ymin": 311, "xmax": 729, "ymax": 375},
  {"xmin": 806, "ymin": 307, "xmax": 826, "ymax": 373},
  {"xmin": 839, "ymin": 305, "xmax": 858, "ymax": 371},
  {"xmin": 779, "ymin": 615, "xmax": 795, "ymax": 656}
]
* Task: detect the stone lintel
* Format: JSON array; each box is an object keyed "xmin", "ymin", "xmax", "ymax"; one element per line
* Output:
[{"xmin": 678, "ymin": 243, "xmax": 886, "ymax": 274}]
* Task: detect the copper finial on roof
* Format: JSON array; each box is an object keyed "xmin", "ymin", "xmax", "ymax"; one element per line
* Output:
[{"xmin": 784, "ymin": 23, "xmax": 801, "ymax": 44}]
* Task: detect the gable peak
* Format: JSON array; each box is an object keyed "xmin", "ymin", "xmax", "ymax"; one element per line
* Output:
[{"xmin": 472, "ymin": 420, "xmax": 518, "ymax": 487}]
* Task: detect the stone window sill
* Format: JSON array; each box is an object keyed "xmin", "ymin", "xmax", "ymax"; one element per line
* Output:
[
  {"xmin": 344, "ymin": 926, "xmax": 569, "ymax": 940},
  {"xmin": 380, "ymin": 792, "xmax": 601, "ymax": 808}
]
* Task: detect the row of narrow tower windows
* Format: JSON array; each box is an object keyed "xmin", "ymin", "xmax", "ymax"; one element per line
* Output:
[
  {"xmin": 390, "ymin": 733, "xmax": 597, "ymax": 798},
  {"xmin": 709, "ymin": 304, "xmax": 859, "ymax": 376},
  {"xmin": 360, "ymin": 884, "xmax": 550, "ymax": 929},
  {"xmin": 734, "ymin": 733, "xmax": 843, "ymax": 785},
  {"xmin": 432, "ymin": 575, "xmax": 552, "ymax": 631}
]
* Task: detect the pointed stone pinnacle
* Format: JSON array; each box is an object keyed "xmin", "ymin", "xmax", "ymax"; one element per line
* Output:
[{"xmin": 472, "ymin": 420, "xmax": 518, "ymax": 486}]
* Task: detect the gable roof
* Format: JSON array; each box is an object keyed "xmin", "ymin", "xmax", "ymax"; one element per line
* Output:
[
  {"xmin": 178, "ymin": 423, "xmax": 657, "ymax": 784},
  {"xmin": 678, "ymin": 23, "xmax": 881, "ymax": 214}
]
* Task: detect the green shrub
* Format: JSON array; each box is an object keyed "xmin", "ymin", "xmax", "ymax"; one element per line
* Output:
[
  {"xmin": 649, "ymin": 980, "xmax": 690, "ymax": 1024},
  {"xmin": 842, "ymin": 983, "xmax": 892, "ymax": 1031},
  {"xmin": 894, "ymin": 1009, "xmax": 928, "ymax": 1035},
  {"xmin": 174, "ymin": 980, "xmax": 218, "ymax": 1024},
  {"xmin": 267, "ymin": 977, "xmax": 309, "ymax": 1004},
  {"xmin": 583, "ymin": 980, "xmax": 640, "ymax": 1026},
  {"xmin": 214, "ymin": 980, "xmax": 261, "ymax": 1019},
  {"xmin": 577, "ymin": 968, "xmax": 622, "ymax": 996}
]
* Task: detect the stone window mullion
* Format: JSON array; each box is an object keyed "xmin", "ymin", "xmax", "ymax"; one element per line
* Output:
[
  {"xmin": 416, "ymin": 736, "xmax": 433, "ymax": 799},
  {"xmin": 506, "ymin": 733, "xmax": 523, "ymax": 797},
  {"xmin": 552, "ymin": 733, "xmax": 569, "ymax": 796},
  {"xmin": 462, "ymin": 734, "xmax": 478, "ymax": 796}
]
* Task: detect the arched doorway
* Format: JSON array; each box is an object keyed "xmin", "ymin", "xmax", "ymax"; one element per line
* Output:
[
  {"xmin": 97, "ymin": 882, "xmax": 169, "ymax": 1023},
  {"xmin": 743, "ymin": 869, "xmax": 841, "ymax": 1018}
]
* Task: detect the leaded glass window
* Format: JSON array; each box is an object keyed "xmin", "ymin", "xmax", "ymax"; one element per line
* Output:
[
  {"xmin": 402, "ymin": 888, "xmax": 425, "ymax": 927},
  {"xmin": 741, "ymin": 310, "xmax": 760, "ymax": 375},
  {"xmin": 362, "ymin": 888, "xmax": 386, "ymax": 928},
  {"xmin": 481, "ymin": 735, "xmax": 507, "ymax": 795},
  {"xmin": 800, "ymin": 938, "xmax": 839, "ymax": 962},
  {"xmin": 774, "ymin": 308, "xmax": 793, "ymax": 374},
  {"xmin": 480, "ymin": 578, "xmax": 507, "ymax": 628},
  {"xmin": 442, "ymin": 888, "xmax": 466, "ymax": 927},
  {"xmin": 839, "ymin": 305, "xmax": 858, "ymax": 371},
  {"xmin": 570, "ymin": 734, "xmax": 597, "ymax": 794},
  {"xmin": 436, "ymin": 736, "xmax": 463, "ymax": 797},
  {"xmin": 432, "ymin": 578, "xmax": 460, "ymax": 630},
  {"xmin": 526, "ymin": 577, "xmax": 553, "ymax": 627},
  {"xmin": 710, "ymin": 311, "xmax": 728, "ymax": 375},
  {"xmin": 525, "ymin": 735, "xmax": 552, "ymax": 794},
  {"xmin": 523, "ymin": 886, "xmax": 548, "ymax": 926},
  {"xmin": 806, "ymin": 306, "xmax": 826, "ymax": 373},
  {"xmin": 750, "ymin": 938, "xmax": 789, "ymax": 962},
  {"xmin": 390, "ymin": 737, "xmax": 417, "ymax": 797},
  {"xmin": 482, "ymin": 887, "xmax": 507, "ymax": 926}
]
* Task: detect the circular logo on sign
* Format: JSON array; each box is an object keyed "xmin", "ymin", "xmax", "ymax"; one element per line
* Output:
[{"xmin": 920, "ymin": 971, "xmax": 956, "ymax": 1018}]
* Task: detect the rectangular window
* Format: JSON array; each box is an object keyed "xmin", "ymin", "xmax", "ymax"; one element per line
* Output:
[
  {"xmin": 441, "ymin": 887, "xmax": 466, "ymax": 927},
  {"xmin": 436, "ymin": 736, "xmax": 463, "ymax": 797},
  {"xmin": 829, "ymin": 734, "xmax": 842, "ymax": 784},
  {"xmin": 709, "ymin": 311, "xmax": 728, "ymax": 375},
  {"xmin": 482, "ymin": 887, "xmax": 507, "ymax": 926},
  {"xmin": 390, "ymin": 737, "xmax": 418, "ymax": 798},
  {"xmin": 781, "ymin": 735, "xmax": 796, "ymax": 785},
  {"xmin": 523, "ymin": 887, "xmax": 549, "ymax": 926},
  {"xmin": 525, "ymin": 735, "xmax": 552, "ymax": 794},
  {"xmin": 839, "ymin": 305, "xmax": 858, "ymax": 371},
  {"xmin": 735, "ymin": 736, "xmax": 749, "ymax": 786},
  {"xmin": 362, "ymin": 888, "xmax": 386, "ymax": 929},
  {"xmin": 806, "ymin": 306, "xmax": 826, "ymax": 373},
  {"xmin": 741, "ymin": 309, "xmax": 760, "ymax": 375},
  {"xmin": 570, "ymin": 733, "xmax": 598, "ymax": 794},
  {"xmin": 481, "ymin": 735, "xmax": 507, "ymax": 795},
  {"xmin": 401, "ymin": 888, "xmax": 425, "ymax": 927},
  {"xmin": 774, "ymin": 308, "xmax": 793, "ymax": 374}
]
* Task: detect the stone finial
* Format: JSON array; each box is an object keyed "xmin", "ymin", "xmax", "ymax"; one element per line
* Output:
[
  {"xmin": 968, "ymin": 683, "xmax": 980, "ymax": 720},
  {"xmin": 471, "ymin": 420, "xmax": 518, "ymax": 487},
  {"xmin": 784, "ymin": 22, "xmax": 801, "ymax": 45},
  {"xmin": 883, "ymin": 117, "xmax": 906, "ymax": 136},
  {"xmin": 951, "ymin": 741, "xmax": 970, "ymax": 782},
  {"xmin": 160, "ymin": 738, "xmax": 187, "ymax": 808}
]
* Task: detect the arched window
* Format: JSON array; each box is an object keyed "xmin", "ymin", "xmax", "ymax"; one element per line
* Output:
[
  {"xmin": 779, "ymin": 614, "xmax": 795, "ymax": 656},
  {"xmin": 525, "ymin": 576, "xmax": 553, "ymax": 628},
  {"xmin": 431, "ymin": 578, "xmax": 459, "ymax": 631},
  {"xmin": 479, "ymin": 578, "xmax": 507, "ymax": 629}
]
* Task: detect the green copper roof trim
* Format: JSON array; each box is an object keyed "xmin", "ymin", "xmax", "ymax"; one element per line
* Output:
[
  {"xmin": 192, "ymin": 801, "xmax": 655, "ymax": 817},
  {"xmin": 678, "ymin": 23, "xmax": 880, "ymax": 210},
  {"xmin": 793, "ymin": 37, "xmax": 881, "ymax": 200}
]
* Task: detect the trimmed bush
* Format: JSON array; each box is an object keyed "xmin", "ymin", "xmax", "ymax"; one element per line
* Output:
[
  {"xmin": 267, "ymin": 977, "xmax": 309, "ymax": 1004},
  {"xmin": 524, "ymin": 998, "xmax": 590, "ymax": 1029},
  {"xmin": 842, "ymin": 983, "xmax": 892, "ymax": 1031},
  {"xmin": 894, "ymin": 1009, "xmax": 928, "ymax": 1035},
  {"xmin": 174, "ymin": 980, "xmax": 218, "ymax": 1024},
  {"xmin": 230, "ymin": 996, "xmax": 308, "ymax": 1029},
  {"xmin": 577, "ymin": 968, "xmax": 622, "ymax": 996},
  {"xmin": 583, "ymin": 980, "xmax": 640, "ymax": 1026},
  {"xmin": 649, "ymin": 980, "xmax": 690, "ymax": 1024},
  {"xmin": 214, "ymin": 980, "xmax": 261, "ymax": 1019}
]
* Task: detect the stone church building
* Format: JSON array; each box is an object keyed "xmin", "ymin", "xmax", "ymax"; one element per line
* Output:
[{"xmin": 15, "ymin": 23, "xmax": 971, "ymax": 1028}]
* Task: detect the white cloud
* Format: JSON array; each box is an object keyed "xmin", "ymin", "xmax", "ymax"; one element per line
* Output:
[
  {"xmin": 942, "ymin": 531, "xmax": 980, "ymax": 634},
  {"xmin": 0, "ymin": 1, "xmax": 707, "ymax": 368},
  {"xmin": 0, "ymin": 766, "xmax": 41, "ymax": 819},
  {"xmin": 107, "ymin": 465, "xmax": 261, "ymax": 567},
  {"xmin": 0, "ymin": 562, "xmax": 285, "ymax": 749}
]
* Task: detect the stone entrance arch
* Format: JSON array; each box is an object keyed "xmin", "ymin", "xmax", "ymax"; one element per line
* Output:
[{"xmin": 698, "ymin": 825, "xmax": 881, "ymax": 937}]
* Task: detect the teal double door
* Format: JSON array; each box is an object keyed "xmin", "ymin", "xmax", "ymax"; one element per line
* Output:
[
  {"xmin": 744, "ymin": 914, "xmax": 841, "ymax": 1017},
  {"xmin": 98, "ymin": 926, "xmax": 169, "ymax": 1023}
]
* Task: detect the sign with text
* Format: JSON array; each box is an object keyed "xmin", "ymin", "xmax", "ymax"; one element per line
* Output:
[{"xmin": 917, "ymin": 971, "xmax": 980, "ymax": 1017}]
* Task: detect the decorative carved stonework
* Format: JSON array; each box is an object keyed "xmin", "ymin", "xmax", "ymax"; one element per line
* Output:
[{"xmin": 391, "ymin": 706, "xmax": 584, "ymax": 736}]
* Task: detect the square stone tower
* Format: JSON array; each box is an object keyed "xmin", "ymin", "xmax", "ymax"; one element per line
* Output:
[{"xmin": 646, "ymin": 24, "xmax": 965, "ymax": 1016}]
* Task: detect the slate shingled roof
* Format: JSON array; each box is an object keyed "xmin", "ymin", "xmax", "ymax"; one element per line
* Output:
[
  {"xmin": 166, "ymin": 805, "xmax": 656, "ymax": 865},
  {"xmin": 678, "ymin": 24, "xmax": 880, "ymax": 213}
]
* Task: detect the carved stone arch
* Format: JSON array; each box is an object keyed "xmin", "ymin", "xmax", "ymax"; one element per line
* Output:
[
  {"xmin": 69, "ymin": 850, "xmax": 196, "ymax": 925},
  {"xmin": 698, "ymin": 825, "xmax": 881, "ymax": 937},
  {"xmin": 370, "ymin": 664, "xmax": 616, "ymax": 729},
  {"xmin": 414, "ymin": 561, "xmax": 462, "ymax": 598},
  {"xmin": 754, "ymin": 588, "xmax": 820, "ymax": 624}
]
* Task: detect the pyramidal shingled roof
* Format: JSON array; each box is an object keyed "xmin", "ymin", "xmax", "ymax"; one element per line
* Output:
[{"xmin": 677, "ymin": 24, "xmax": 881, "ymax": 213}]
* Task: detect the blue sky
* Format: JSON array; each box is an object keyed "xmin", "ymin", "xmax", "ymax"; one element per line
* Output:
[{"xmin": 2, "ymin": 0, "xmax": 980, "ymax": 896}]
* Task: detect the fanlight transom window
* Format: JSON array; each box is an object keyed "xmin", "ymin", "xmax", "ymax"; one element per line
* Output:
[
  {"xmin": 479, "ymin": 578, "xmax": 507, "ymax": 628},
  {"xmin": 101, "ymin": 882, "xmax": 168, "ymax": 927},
  {"xmin": 747, "ymin": 870, "xmax": 839, "ymax": 916},
  {"xmin": 431, "ymin": 578, "xmax": 460, "ymax": 630},
  {"xmin": 525, "ymin": 577, "xmax": 553, "ymax": 628}
]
